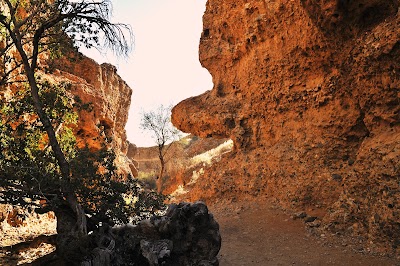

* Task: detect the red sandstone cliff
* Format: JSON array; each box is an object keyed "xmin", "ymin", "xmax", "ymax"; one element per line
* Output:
[
  {"xmin": 172, "ymin": 0, "xmax": 399, "ymax": 254},
  {"xmin": 52, "ymin": 53, "xmax": 137, "ymax": 177}
]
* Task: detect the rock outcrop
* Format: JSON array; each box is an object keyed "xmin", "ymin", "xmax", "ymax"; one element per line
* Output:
[
  {"xmin": 52, "ymin": 53, "xmax": 137, "ymax": 177},
  {"xmin": 113, "ymin": 201, "xmax": 221, "ymax": 266},
  {"xmin": 172, "ymin": 0, "xmax": 399, "ymax": 254},
  {"xmin": 30, "ymin": 202, "xmax": 221, "ymax": 266}
]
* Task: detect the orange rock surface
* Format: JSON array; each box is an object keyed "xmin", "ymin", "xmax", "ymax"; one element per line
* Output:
[
  {"xmin": 172, "ymin": 0, "xmax": 399, "ymax": 254},
  {"xmin": 53, "ymin": 53, "xmax": 137, "ymax": 177}
]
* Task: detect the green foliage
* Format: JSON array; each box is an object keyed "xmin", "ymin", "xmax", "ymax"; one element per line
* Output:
[
  {"xmin": 68, "ymin": 146, "xmax": 165, "ymax": 225},
  {"xmin": 0, "ymin": 0, "xmax": 164, "ymax": 231},
  {"xmin": 0, "ymin": 80, "xmax": 165, "ymax": 226},
  {"xmin": 0, "ymin": 0, "xmax": 132, "ymax": 86},
  {"xmin": 0, "ymin": 81, "xmax": 76, "ymax": 206}
]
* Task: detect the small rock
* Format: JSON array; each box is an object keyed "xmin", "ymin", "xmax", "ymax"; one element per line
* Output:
[
  {"xmin": 331, "ymin": 174, "xmax": 342, "ymax": 182},
  {"xmin": 304, "ymin": 216, "xmax": 318, "ymax": 223},
  {"xmin": 292, "ymin": 212, "xmax": 307, "ymax": 220},
  {"xmin": 307, "ymin": 220, "xmax": 321, "ymax": 228}
]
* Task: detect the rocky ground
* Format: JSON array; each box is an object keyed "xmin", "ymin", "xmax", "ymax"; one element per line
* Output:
[
  {"xmin": 0, "ymin": 207, "xmax": 56, "ymax": 265},
  {"xmin": 1, "ymin": 198, "xmax": 400, "ymax": 265},
  {"xmin": 210, "ymin": 198, "xmax": 400, "ymax": 266}
]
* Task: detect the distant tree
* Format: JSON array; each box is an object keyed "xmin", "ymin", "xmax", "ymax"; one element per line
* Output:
[
  {"xmin": 0, "ymin": 0, "xmax": 164, "ymax": 264},
  {"xmin": 140, "ymin": 104, "xmax": 182, "ymax": 190}
]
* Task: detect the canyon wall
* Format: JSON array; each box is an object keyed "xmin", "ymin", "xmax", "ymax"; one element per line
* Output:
[
  {"xmin": 172, "ymin": 0, "xmax": 399, "ymax": 253},
  {"xmin": 53, "ymin": 53, "xmax": 137, "ymax": 177}
]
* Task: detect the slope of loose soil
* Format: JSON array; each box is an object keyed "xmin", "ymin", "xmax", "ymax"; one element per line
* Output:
[{"xmin": 211, "ymin": 198, "xmax": 400, "ymax": 266}]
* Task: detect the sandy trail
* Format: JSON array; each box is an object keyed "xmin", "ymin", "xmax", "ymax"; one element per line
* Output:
[
  {"xmin": 1, "ymin": 199, "xmax": 399, "ymax": 265},
  {"xmin": 210, "ymin": 200, "xmax": 399, "ymax": 266}
]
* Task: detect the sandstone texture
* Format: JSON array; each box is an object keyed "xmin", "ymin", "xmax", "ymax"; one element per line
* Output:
[
  {"xmin": 52, "ymin": 53, "xmax": 137, "ymax": 177},
  {"xmin": 172, "ymin": 0, "xmax": 400, "ymax": 254}
]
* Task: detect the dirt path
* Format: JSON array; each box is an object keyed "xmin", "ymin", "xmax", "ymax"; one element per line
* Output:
[
  {"xmin": 2, "ymin": 200, "xmax": 399, "ymax": 265},
  {"xmin": 209, "ymin": 200, "xmax": 399, "ymax": 266}
]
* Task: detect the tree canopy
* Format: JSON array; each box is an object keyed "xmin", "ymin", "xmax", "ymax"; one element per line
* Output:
[
  {"xmin": 0, "ymin": 0, "xmax": 132, "ymax": 86},
  {"xmin": 0, "ymin": 1, "xmax": 164, "ymax": 263}
]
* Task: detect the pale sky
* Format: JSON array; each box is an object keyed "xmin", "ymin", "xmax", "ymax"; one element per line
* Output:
[{"xmin": 81, "ymin": 0, "xmax": 213, "ymax": 147}]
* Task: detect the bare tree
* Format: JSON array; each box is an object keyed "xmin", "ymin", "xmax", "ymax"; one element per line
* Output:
[{"xmin": 140, "ymin": 104, "xmax": 182, "ymax": 190}]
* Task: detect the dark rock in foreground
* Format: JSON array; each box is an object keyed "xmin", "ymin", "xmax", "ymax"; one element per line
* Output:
[
  {"xmin": 112, "ymin": 201, "xmax": 221, "ymax": 266},
  {"xmin": 32, "ymin": 202, "xmax": 221, "ymax": 266}
]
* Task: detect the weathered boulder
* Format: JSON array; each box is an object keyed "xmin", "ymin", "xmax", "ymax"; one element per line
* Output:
[
  {"xmin": 112, "ymin": 201, "xmax": 221, "ymax": 266},
  {"xmin": 29, "ymin": 202, "xmax": 220, "ymax": 265}
]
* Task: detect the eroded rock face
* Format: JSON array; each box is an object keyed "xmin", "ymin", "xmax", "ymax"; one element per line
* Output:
[
  {"xmin": 172, "ymin": 0, "xmax": 399, "ymax": 253},
  {"xmin": 52, "ymin": 53, "xmax": 137, "ymax": 177},
  {"xmin": 301, "ymin": 0, "xmax": 398, "ymax": 35}
]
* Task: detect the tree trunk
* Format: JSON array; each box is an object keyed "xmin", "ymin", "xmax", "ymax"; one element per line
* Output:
[
  {"xmin": 10, "ymin": 27, "xmax": 88, "ymax": 263},
  {"xmin": 157, "ymin": 146, "xmax": 165, "ymax": 193},
  {"xmin": 25, "ymin": 65, "xmax": 89, "ymax": 263},
  {"xmin": 23, "ymin": 57, "xmax": 87, "ymax": 234}
]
